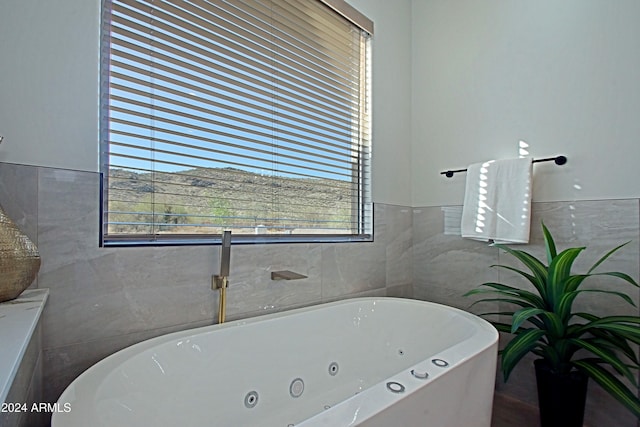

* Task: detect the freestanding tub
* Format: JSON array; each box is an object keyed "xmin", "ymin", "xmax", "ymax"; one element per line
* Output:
[{"xmin": 52, "ymin": 297, "xmax": 498, "ymax": 427}]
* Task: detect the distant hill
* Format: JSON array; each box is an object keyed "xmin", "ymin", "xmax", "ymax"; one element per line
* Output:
[{"xmin": 105, "ymin": 167, "xmax": 354, "ymax": 235}]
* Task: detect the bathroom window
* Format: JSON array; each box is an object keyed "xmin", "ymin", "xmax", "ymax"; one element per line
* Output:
[{"xmin": 99, "ymin": 0, "xmax": 373, "ymax": 245}]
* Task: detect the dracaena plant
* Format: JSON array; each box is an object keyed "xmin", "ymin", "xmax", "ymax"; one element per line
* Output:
[{"xmin": 465, "ymin": 223, "xmax": 640, "ymax": 418}]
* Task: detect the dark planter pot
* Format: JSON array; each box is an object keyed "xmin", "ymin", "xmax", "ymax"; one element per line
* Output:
[{"xmin": 534, "ymin": 359, "xmax": 589, "ymax": 427}]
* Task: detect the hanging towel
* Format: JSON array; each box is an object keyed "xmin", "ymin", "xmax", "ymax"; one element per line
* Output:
[{"xmin": 461, "ymin": 157, "xmax": 533, "ymax": 244}]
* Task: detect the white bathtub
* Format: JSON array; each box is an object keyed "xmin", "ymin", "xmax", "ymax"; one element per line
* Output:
[{"xmin": 52, "ymin": 297, "xmax": 498, "ymax": 427}]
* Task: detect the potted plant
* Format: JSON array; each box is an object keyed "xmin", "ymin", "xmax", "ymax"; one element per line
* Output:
[{"xmin": 465, "ymin": 223, "xmax": 640, "ymax": 426}]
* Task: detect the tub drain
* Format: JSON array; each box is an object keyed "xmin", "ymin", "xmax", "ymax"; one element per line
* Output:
[{"xmin": 244, "ymin": 391, "xmax": 259, "ymax": 409}]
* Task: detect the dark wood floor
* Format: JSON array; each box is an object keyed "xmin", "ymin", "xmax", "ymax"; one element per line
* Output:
[{"xmin": 492, "ymin": 393, "xmax": 540, "ymax": 427}]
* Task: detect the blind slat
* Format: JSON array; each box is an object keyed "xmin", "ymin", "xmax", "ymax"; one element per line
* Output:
[
  {"xmin": 110, "ymin": 45, "xmax": 358, "ymax": 128},
  {"xmin": 109, "ymin": 91, "xmax": 359, "ymax": 156},
  {"xmin": 109, "ymin": 8, "xmax": 362, "ymax": 106},
  {"xmin": 108, "ymin": 106, "xmax": 362, "ymax": 168},
  {"xmin": 108, "ymin": 35, "xmax": 360, "ymax": 119},
  {"xmin": 110, "ymin": 77, "xmax": 356, "ymax": 143},
  {"xmin": 115, "ymin": 1, "xmax": 360, "ymax": 85}
]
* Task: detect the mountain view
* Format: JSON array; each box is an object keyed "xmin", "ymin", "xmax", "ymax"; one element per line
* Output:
[{"xmin": 105, "ymin": 167, "xmax": 355, "ymax": 235}]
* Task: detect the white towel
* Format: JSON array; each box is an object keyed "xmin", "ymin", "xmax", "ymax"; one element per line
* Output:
[{"xmin": 461, "ymin": 157, "xmax": 533, "ymax": 244}]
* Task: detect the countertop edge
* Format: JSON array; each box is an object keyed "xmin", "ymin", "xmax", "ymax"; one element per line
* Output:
[{"xmin": 0, "ymin": 288, "xmax": 49, "ymax": 404}]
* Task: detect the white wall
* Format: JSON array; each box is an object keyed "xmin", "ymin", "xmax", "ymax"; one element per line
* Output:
[
  {"xmin": 349, "ymin": 0, "xmax": 413, "ymax": 206},
  {"xmin": 0, "ymin": 0, "xmax": 414, "ymax": 206},
  {"xmin": 0, "ymin": 0, "xmax": 99, "ymax": 172},
  {"xmin": 412, "ymin": 0, "xmax": 640, "ymax": 207}
]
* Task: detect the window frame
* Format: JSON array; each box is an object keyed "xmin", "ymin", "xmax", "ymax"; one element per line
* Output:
[{"xmin": 99, "ymin": 0, "xmax": 374, "ymax": 246}]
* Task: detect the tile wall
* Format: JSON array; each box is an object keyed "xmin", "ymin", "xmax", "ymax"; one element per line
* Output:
[{"xmin": 1, "ymin": 160, "xmax": 639, "ymax": 427}]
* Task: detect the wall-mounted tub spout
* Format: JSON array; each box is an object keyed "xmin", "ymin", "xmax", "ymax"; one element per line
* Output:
[
  {"xmin": 212, "ymin": 230, "xmax": 231, "ymax": 324},
  {"xmin": 271, "ymin": 271, "xmax": 308, "ymax": 281}
]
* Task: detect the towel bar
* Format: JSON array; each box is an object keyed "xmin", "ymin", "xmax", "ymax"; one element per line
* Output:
[{"xmin": 441, "ymin": 155, "xmax": 567, "ymax": 178}]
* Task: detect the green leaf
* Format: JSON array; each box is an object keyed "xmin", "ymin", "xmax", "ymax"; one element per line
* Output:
[
  {"xmin": 591, "ymin": 271, "xmax": 640, "ymax": 289},
  {"xmin": 542, "ymin": 312, "xmax": 565, "ymax": 338},
  {"xmin": 573, "ymin": 312, "xmax": 599, "ymax": 322},
  {"xmin": 556, "ymin": 291, "xmax": 580, "ymax": 322},
  {"xmin": 573, "ymin": 289, "xmax": 636, "ymax": 307},
  {"xmin": 547, "ymin": 247, "xmax": 585, "ymax": 309},
  {"xmin": 574, "ymin": 316, "xmax": 640, "ymax": 364},
  {"xmin": 468, "ymin": 297, "xmax": 534, "ymax": 310},
  {"xmin": 552, "ymin": 338, "xmax": 578, "ymax": 363},
  {"xmin": 491, "ymin": 264, "xmax": 548, "ymax": 301},
  {"xmin": 564, "ymin": 274, "xmax": 589, "ymax": 293},
  {"xmin": 587, "ymin": 242, "xmax": 631, "ymax": 275},
  {"xmin": 541, "ymin": 222, "xmax": 557, "ymax": 265},
  {"xmin": 574, "ymin": 360, "xmax": 640, "ymax": 419},
  {"xmin": 587, "ymin": 331, "xmax": 640, "ymax": 365},
  {"xmin": 477, "ymin": 310, "xmax": 546, "ymax": 330},
  {"xmin": 560, "ymin": 289, "xmax": 635, "ymax": 325},
  {"xmin": 511, "ymin": 308, "xmax": 564, "ymax": 337},
  {"xmin": 494, "ymin": 244, "xmax": 548, "ymax": 272},
  {"xmin": 538, "ymin": 344, "xmax": 560, "ymax": 368},
  {"xmin": 588, "ymin": 324, "xmax": 640, "ymax": 345},
  {"xmin": 511, "ymin": 308, "xmax": 546, "ymax": 333},
  {"xmin": 582, "ymin": 316, "xmax": 640, "ymax": 327},
  {"xmin": 493, "ymin": 243, "xmax": 548, "ymax": 288},
  {"xmin": 569, "ymin": 339, "xmax": 637, "ymax": 385},
  {"xmin": 501, "ymin": 329, "xmax": 546, "ymax": 381},
  {"xmin": 478, "ymin": 311, "xmax": 527, "ymax": 317},
  {"xmin": 466, "ymin": 282, "xmax": 545, "ymax": 307}
]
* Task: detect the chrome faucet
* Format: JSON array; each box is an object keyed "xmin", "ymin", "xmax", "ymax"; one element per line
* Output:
[{"xmin": 212, "ymin": 230, "xmax": 231, "ymax": 323}]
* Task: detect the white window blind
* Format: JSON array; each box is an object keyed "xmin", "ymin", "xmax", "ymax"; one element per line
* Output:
[{"xmin": 100, "ymin": 0, "xmax": 372, "ymax": 245}]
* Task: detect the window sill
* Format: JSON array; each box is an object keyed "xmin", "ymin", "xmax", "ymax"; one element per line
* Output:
[{"xmin": 101, "ymin": 233, "xmax": 374, "ymax": 247}]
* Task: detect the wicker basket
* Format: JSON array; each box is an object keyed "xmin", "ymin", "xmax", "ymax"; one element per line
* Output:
[{"xmin": 0, "ymin": 204, "xmax": 41, "ymax": 302}]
